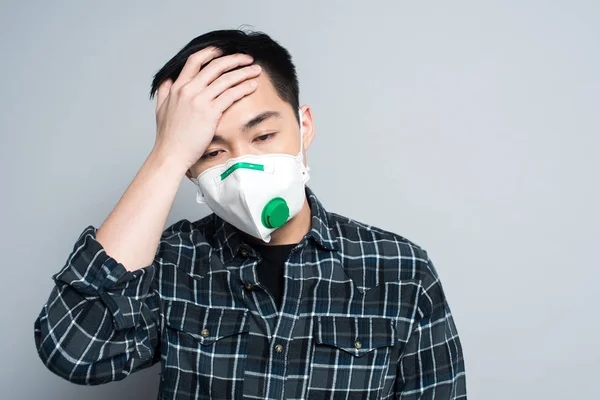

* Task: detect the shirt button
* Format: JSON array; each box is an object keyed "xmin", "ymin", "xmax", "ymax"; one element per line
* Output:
[
  {"xmin": 354, "ymin": 341, "xmax": 362, "ymax": 349},
  {"xmin": 245, "ymin": 283, "xmax": 253, "ymax": 290},
  {"xmin": 201, "ymin": 329, "xmax": 209, "ymax": 337},
  {"xmin": 274, "ymin": 344, "xmax": 283, "ymax": 353}
]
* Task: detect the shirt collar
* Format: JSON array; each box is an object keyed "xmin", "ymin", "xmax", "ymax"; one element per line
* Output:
[{"xmin": 211, "ymin": 185, "xmax": 338, "ymax": 265}]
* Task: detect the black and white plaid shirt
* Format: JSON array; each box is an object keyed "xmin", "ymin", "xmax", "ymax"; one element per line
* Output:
[{"xmin": 34, "ymin": 186, "xmax": 466, "ymax": 399}]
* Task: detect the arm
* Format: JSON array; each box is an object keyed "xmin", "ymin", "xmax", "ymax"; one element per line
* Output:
[
  {"xmin": 33, "ymin": 48, "xmax": 262, "ymax": 383},
  {"xmin": 32, "ymin": 126, "xmax": 192, "ymax": 384},
  {"xmin": 396, "ymin": 254, "xmax": 467, "ymax": 399},
  {"xmin": 95, "ymin": 47, "xmax": 260, "ymax": 272},
  {"xmin": 34, "ymin": 226, "xmax": 163, "ymax": 384},
  {"xmin": 31, "ymin": 103, "xmax": 189, "ymax": 384},
  {"xmin": 95, "ymin": 147, "xmax": 188, "ymax": 272}
]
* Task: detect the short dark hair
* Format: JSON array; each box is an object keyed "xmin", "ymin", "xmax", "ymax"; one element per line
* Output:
[{"xmin": 149, "ymin": 29, "xmax": 300, "ymax": 123}]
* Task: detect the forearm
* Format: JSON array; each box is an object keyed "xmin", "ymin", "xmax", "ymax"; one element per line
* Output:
[
  {"xmin": 35, "ymin": 284, "xmax": 161, "ymax": 385},
  {"xmin": 96, "ymin": 146, "xmax": 188, "ymax": 271},
  {"xmin": 34, "ymin": 225, "xmax": 162, "ymax": 384}
]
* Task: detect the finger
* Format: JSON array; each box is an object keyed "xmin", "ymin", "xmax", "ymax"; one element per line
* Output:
[
  {"xmin": 155, "ymin": 78, "xmax": 173, "ymax": 114},
  {"xmin": 212, "ymin": 79, "xmax": 258, "ymax": 112},
  {"xmin": 191, "ymin": 53, "xmax": 254, "ymax": 89},
  {"xmin": 174, "ymin": 47, "xmax": 224, "ymax": 89},
  {"xmin": 202, "ymin": 64, "xmax": 261, "ymax": 101}
]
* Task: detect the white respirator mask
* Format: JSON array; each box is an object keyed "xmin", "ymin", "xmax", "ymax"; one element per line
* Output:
[{"xmin": 190, "ymin": 109, "xmax": 310, "ymax": 243}]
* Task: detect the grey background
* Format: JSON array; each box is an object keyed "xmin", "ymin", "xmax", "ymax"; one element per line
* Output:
[{"xmin": 1, "ymin": 0, "xmax": 598, "ymax": 399}]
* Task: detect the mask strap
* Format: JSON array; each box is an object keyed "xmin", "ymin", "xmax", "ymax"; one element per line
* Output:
[
  {"xmin": 299, "ymin": 108, "xmax": 304, "ymax": 155},
  {"xmin": 190, "ymin": 176, "xmax": 207, "ymax": 204}
]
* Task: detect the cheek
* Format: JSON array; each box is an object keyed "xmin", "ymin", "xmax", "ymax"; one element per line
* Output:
[
  {"xmin": 270, "ymin": 134, "xmax": 299, "ymax": 155},
  {"xmin": 188, "ymin": 163, "xmax": 205, "ymax": 179}
]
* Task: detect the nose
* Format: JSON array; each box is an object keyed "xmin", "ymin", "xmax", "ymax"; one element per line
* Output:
[
  {"xmin": 229, "ymin": 141, "xmax": 253, "ymax": 159},
  {"xmin": 230, "ymin": 147, "xmax": 245, "ymax": 160}
]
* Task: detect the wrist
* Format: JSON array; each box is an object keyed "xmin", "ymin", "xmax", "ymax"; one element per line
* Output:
[{"xmin": 148, "ymin": 145, "xmax": 190, "ymax": 177}]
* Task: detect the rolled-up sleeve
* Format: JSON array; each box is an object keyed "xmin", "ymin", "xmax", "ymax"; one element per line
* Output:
[
  {"xmin": 34, "ymin": 225, "xmax": 161, "ymax": 385},
  {"xmin": 396, "ymin": 254, "xmax": 467, "ymax": 399}
]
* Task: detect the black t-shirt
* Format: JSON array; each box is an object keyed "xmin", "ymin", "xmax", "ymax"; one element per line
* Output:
[{"xmin": 249, "ymin": 242, "xmax": 297, "ymax": 311}]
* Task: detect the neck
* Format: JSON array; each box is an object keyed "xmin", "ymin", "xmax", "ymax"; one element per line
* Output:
[{"xmin": 243, "ymin": 195, "xmax": 312, "ymax": 246}]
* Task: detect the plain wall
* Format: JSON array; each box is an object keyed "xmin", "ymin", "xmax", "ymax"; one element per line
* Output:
[{"xmin": 1, "ymin": 0, "xmax": 598, "ymax": 399}]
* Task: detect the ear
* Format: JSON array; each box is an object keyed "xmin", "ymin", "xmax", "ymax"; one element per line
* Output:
[{"xmin": 299, "ymin": 105, "xmax": 315, "ymax": 151}]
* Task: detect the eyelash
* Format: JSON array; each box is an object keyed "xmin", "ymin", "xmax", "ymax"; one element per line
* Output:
[
  {"xmin": 254, "ymin": 132, "xmax": 275, "ymax": 142},
  {"xmin": 200, "ymin": 133, "xmax": 276, "ymax": 160},
  {"xmin": 201, "ymin": 150, "xmax": 222, "ymax": 160}
]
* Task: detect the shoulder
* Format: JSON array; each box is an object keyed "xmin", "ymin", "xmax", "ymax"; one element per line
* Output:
[
  {"xmin": 155, "ymin": 214, "xmax": 216, "ymax": 261},
  {"xmin": 327, "ymin": 211, "xmax": 432, "ymax": 286},
  {"xmin": 328, "ymin": 211, "xmax": 426, "ymax": 252},
  {"xmin": 159, "ymin": 214, "xmax": 216, "ymax": 240}
]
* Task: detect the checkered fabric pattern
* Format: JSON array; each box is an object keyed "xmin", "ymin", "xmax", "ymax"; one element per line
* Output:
[{"xmin": 34, "ymin": 186, "xmax": 466, "ymax": 399}]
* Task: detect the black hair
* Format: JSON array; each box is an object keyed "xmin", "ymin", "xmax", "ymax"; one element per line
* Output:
[{"xmin": 149, "ymin": 29, "xmax": 300, "ymax": 123}]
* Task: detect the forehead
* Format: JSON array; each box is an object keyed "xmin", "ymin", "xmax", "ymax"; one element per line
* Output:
[{"xmin": 216, "ymin": 70, "xmax": 293, "ymax": 134}]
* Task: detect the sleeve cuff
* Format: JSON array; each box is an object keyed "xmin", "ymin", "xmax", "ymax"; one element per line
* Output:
[{"xmin": 52, "ymin": 225, "xmax": 156, "ymax": 330}]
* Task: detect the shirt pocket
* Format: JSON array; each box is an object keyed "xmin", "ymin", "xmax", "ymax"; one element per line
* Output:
[
  {"xmin": 160, "ymin": 300, "xmax": 250, "ymax": 399},
  {"xmin": 308, "ymin": 315, "xmax": 397, "ymax": 399}
]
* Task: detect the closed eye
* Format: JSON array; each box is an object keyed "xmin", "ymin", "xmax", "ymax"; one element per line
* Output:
[
  {"xmin": 253, "ymin": 133, "xmax": 276, "ymax": 142},
  {"xmin": 201, "ymin": 149, "xmax": 224, "ymax": 159}
]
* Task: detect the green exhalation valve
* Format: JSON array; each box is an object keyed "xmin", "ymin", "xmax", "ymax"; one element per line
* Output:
[{"xmin": 261, "ymin": 197, "xmax": 290, "ymax": 229}]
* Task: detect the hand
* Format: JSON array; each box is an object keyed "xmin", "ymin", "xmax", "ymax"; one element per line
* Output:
[{"xmin": 152, "ymin": 47, "xmax": 261, "ymax": 169}]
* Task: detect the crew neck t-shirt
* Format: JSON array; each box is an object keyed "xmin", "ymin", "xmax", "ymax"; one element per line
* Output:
[{"xmin": 249, "ymin": 242, "xmax": 297, "ymax": 311}]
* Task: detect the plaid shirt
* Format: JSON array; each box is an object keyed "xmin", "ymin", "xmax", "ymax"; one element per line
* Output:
[{"xmin": 34, "ymin": 186, "xmax": 466, "ymax": 399}]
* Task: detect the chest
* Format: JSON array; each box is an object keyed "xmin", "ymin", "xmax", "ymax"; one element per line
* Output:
[{"xmin": 155, "ymin": 255, "xmax": 419, "ymax": 399}]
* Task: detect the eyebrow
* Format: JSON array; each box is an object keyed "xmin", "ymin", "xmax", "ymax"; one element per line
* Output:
[
  {"xmin": 241, "ymin": 111, "xmax": 282, "ymax": 132},
  {"xmin": 209, "ymin": 134, "xmax": 226, "ymax": 145}
]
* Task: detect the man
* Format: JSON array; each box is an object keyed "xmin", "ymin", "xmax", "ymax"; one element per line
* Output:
[{"xmin": 34, "ymin": 29, "xmax": 466, "ymax": 399}]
